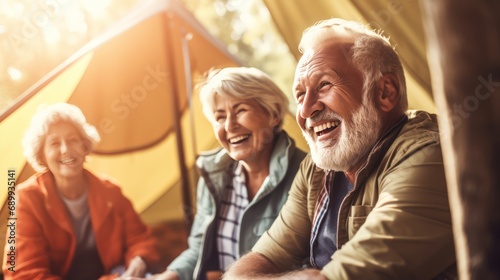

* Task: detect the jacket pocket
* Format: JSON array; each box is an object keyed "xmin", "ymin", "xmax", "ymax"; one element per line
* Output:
[{"xmin": 348, "ymin": 205, "xmax": 374, "ymax": 239}]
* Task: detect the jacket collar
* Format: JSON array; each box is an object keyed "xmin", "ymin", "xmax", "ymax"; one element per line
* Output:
[{"xmin": 39, "ymin": 171, "xmax": 74, "ymax": 235}]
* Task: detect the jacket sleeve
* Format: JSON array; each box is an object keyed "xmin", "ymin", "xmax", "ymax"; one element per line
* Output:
[
  {"xmin": 321, "ymin": 142, "xmax": 456, "ymax": 279},
  {"xmin": 115, "ymin": 188, "xmax": 160, "ymax": 272},
  {"xmin": 252, "ymin": 155, "xmax": 321, "ymax": 271},
  {"xmin": 2, "ymin": 190, "xmax": 62, "ymax": 280},
  {"xmin": 167, "ymin": 175, "xmax": 215, "ymax": 280}
]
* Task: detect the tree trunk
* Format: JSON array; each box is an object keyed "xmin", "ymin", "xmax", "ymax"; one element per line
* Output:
[{"xmin": 420, "ymin": 1, "xmax": 500, "ymax": 279}]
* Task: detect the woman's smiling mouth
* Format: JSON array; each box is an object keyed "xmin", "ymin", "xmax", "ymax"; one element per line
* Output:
[
  {"xmin": 229, "ymin": 134, "xmax": 250, "ymax": 144},
  {"xmin": 60, "ymin": 157, "xmax": 77, "ymax": 165}
]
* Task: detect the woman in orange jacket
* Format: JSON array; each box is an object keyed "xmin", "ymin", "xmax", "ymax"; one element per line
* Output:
[{"xmin": 2, "ymin": 103, "xmax": 159, "ymax": 280}]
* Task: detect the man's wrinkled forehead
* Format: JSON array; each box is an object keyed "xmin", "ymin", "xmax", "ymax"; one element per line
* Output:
[
  {"xmin": 295, "ymin": 39, "xmax": 355, "ymax": 74},
  {"xmin": 304, "ymin": 37, "xmax": 354, "ymax": 58}
]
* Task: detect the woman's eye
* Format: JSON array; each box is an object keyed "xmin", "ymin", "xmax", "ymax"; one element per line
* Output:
[{"xmin": 215, "ymin": 116, "xmax": 225, "ymax": 123}]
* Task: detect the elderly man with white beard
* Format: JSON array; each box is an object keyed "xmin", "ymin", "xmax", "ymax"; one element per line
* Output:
[{"xmin": 223, "ymin": 18, "xmax": 457, "ymax": 280}]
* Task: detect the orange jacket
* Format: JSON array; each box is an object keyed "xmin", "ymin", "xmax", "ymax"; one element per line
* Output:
[{"xmin": 3, "ymin": 169, "xmax": 159, "ymax": 280}]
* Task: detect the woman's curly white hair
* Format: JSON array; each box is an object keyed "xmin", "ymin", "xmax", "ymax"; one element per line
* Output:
[{"xmin": 22, "ymin": 103, "xmax": 101, "ymax": 172}]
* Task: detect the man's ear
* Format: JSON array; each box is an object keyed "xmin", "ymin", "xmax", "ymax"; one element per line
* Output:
[{"xmin": 376, "ymin": 73, "xmax": 400, "ymax": 112}]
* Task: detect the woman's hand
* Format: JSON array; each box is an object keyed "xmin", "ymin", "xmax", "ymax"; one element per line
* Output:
[
  {"xmin": 121, "ymin": 256, "xmax": 147, "ymax": 277},
  {"xmin": 148, "ymin": 270, "xmax": 180, "ymax": 280}
]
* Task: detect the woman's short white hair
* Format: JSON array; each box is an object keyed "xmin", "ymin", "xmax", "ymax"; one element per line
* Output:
[
  {"xmin": 299, "ymin": 18, "xmax": 408, "ymax": 111},
  {"xmin": 22, "ymin": 102, "xmax": 101, "ymax": 172},
  {"xmin": 198, "ymin": 67, "xmax": 289, "ymax": 132}
]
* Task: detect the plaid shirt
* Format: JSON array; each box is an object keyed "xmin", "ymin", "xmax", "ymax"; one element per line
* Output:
[{"xmin": 216, "ymin": 162, "xmax": 248, "ymax": 270}]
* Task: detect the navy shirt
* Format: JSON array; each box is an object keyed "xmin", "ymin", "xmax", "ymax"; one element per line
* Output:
[{"xmin": 311, "ymin": 172, "xmax": 353, "ymax": 268}]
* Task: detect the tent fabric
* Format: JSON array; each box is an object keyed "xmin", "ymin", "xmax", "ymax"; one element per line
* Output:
[
  {"xmin": 0, "ymin": 0, "xmax": 245, "ymax": 228},
  {"xmin": 263, "ymin": 0, "xmax": 437, "ymax": 113}
]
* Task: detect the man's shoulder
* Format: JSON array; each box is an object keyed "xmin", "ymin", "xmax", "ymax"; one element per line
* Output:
[
  {"xmin": 298, "ymin": 154, "xmax": 326, "ymax": 189},
  {"xmin": 398, "ymin": 110, "xmax": 441, "ymax": 145},
  {"xmin": 404, "ymin": 110, "xmax": 439, "ymax": 132},
  {"xmin": 299, "ymin": 154, "xmax": 317, "ymax": 172},
  {"xmin": 387, "ymin": 110, "xmax": 442, "ymax": 163}
]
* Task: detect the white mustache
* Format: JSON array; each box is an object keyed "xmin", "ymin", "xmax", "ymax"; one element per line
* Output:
[{"xmin": 305, "ymin": 109, "xmax": 342, "ymax": 129}]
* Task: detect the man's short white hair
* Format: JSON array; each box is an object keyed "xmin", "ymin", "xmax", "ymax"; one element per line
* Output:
[{"xmin": 299, "ymin": 18, "xmax": 408, "ymax": 111}]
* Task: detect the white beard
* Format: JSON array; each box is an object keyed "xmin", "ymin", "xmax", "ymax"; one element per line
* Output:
[{"xmin": 304, "ymin": 101, "xmax": 382, "ymax": 172}]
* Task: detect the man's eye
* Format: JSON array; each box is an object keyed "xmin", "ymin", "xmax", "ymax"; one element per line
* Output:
[
  {"xmin": 319, "ymin": 81, "xmax": 332, "ymax": 89},
  {"xmin": 295, "ymin": 91, "xmax": 305, "ymax": 102}
]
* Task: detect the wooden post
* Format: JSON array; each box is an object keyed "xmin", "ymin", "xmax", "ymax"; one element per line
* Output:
[{"xmin": 420, "ymin": 1, "xmax": 500, "ymax": 279}]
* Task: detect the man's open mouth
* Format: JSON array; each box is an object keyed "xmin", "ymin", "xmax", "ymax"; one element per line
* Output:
[{"xmin": 313, "ymin": 121, "xmax": 340, "ymax": 136}]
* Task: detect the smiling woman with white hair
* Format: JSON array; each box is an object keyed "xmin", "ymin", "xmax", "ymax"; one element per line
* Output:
[
  {"xmin": 21, "ymin": 103, "xmax": 101, "ymax": 174},
  {"xmin": 2, "ymin": 102, "xmax": 159, "ymax": 280},
  {"xmin": 151, "ymin": 67, "xmax": 307, "ymax": 280}
]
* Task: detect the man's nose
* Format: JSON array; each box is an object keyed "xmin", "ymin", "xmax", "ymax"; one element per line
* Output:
[{"xmin": 299, "ymin": 90, "xmax": 323, "ymax": 119}]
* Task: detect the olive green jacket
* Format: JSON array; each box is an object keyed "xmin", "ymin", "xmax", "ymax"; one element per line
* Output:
[{"xmin": 253, "ymin": 111, "xmax": 456, "ymax": 279}]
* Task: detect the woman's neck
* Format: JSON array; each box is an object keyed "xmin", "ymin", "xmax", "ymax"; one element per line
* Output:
[
  {"xmin": 241, "ymin": 134, "xmax": 277, "ymax": 200},
  {"xmin": 242, "ymin": 161, "xmax": 270, "ymax": 201},
  {"xmin": 242, "ymin": 151, "xmax": 270, "ymax": 201},
  {"xmin": 54, "ymin": 173, "xmax": 88, "ymax": 200}
]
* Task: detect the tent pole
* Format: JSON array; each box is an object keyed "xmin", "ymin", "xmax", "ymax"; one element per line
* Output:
[
  {"xmin": 180, "ymin": 29, "xmax": 199, "ymax": 161},
  {"xmin": 163, "ymin": 11, "xmax": 194, "ymax": 232}
]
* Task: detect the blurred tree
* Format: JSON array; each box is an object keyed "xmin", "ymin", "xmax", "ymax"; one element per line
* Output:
[
  {"xmin": 0, "ymin": 0, "xmax": 296, "ymax": 113},
  {"xmin": 181, "ymin": 0, "xmax": 297, "ymax": 111}
]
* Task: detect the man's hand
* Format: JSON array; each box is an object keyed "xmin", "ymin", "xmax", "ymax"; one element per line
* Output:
[
  {"xmin": 223, "ymin": 252, "xmax": 276, "ymax": 279},
  {"xmin": 223, "ymin": 252, "xmax": 328, "ymax": 280}
]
